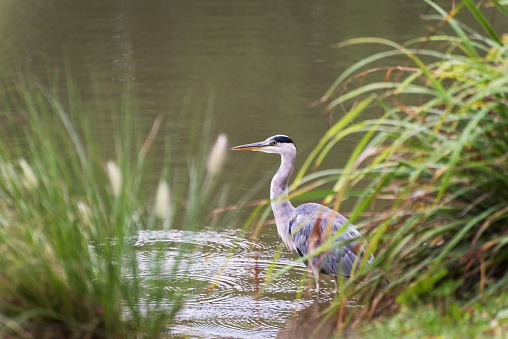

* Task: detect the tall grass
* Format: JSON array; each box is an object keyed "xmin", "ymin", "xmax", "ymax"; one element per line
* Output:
[
  {"xmin": 0, "ymin": 75, "xmax": 226, "ymax": 337},
  {"xmin": 278, "ymin": 0, "xmax": 508, "ymax": 332}
]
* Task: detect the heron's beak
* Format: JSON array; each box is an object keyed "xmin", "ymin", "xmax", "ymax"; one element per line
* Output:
[{"xmin": 231, "ymin": 141, "xmax": 267, "ymax": 151}]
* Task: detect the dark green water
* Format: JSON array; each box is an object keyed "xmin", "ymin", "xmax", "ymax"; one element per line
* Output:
[{"xmin": 0, "ymin": 1, "xmax": 481, "ymax": 337}]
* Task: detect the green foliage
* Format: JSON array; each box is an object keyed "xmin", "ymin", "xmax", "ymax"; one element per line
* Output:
[
  {"xmin": 396, "ymin": 269, "xmax": 449, "ymax": 305},
  {"xmin": 352, "ymin": 293, "xmax": 508, "ymax": 339},
  {"xmin": 287, "ymin": 0, "xmax": 508, "ymax": 328},
  {"xmin": 0, "ymin": 76, "xmax": 223, "ymax": 337}
]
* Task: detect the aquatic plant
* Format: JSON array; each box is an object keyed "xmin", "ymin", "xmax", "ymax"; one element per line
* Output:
[
  {"xmin": 275, "ymin": 0, "xmax": 508, "ymax": 333},
  {"xmin": 0, "ymin": 76, "xmax": 226, "ymax": 337}
]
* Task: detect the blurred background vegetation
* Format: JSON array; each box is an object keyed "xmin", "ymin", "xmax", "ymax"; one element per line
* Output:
[{"xmin": 0, "ymin": 0, "xmax": 507, "ymax": 338}]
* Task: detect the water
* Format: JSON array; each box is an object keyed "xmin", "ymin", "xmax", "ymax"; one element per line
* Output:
[
  {"xmin": 0, "ymin": 0, "xmax": 482, "ymax": 337},
  {"xmin": 134, "ymin": 228, "xmax": 340, "ymax": 338}
]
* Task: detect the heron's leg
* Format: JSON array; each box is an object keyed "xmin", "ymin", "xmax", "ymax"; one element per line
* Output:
[
  {"xmin": 333, "ymin": 276, "xmax": 338, "ymax": 293},
  {"xmin": 313, "ymin": 270, "xmax": 320, "ymax": 297},
  {"xmin": 308, "ymin": 264, "xmax": 320, "ymax": 298}
]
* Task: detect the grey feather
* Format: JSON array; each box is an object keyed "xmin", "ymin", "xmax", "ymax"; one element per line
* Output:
[{"xmin": 289, "ymin": 203, "xmax": 373, "ymax": 278}]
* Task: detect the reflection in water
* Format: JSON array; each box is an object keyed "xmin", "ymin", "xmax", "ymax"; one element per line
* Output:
[
  {"xmin": 276, "ymin": 296, "xmax": 367, "ymax": 339},
  {"xmin": 277, "ymin": 301, "xmax": 334, "ymax": 339},
  {"xmin": 135, "ymin": 229, "xmax": 339, "ymax": 338}
]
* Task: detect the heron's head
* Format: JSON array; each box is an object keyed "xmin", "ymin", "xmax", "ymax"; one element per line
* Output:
[{"xmin": 231, "ymin": 135, "xmax": 297, "ymax": 155}]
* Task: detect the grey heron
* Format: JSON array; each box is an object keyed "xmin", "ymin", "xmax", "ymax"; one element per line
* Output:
[{"xmin": 232, "ymin": 134, "xmax": 383, "ymax": 295}]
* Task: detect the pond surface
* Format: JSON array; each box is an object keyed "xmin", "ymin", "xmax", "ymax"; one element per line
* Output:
[
  {"xmin": 135, "ymin": 228, "xmax": 361, "ymax": 338},
  {"xmin": 0, "ymin": 0, "xmax": 480, "ymax": 337}
]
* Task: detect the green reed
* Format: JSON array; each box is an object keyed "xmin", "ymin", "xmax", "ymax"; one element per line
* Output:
[
  {"xmin": 270, "ymin": 0, "xmax": 508, "ymax": 333},
  {"xmin": 0, "ymin": 75, "xmax": 227, "ymax": 337}
]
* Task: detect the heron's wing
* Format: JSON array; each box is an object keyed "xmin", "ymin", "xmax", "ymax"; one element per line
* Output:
[{"xmin": 289, "ymin": 203, "xmax": 373, "ymax": 277}]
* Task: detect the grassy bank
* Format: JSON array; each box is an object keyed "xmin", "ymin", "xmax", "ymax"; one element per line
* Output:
[
  {"xmin": 0, "ymin": 77, "xmax": 227, "ymax": 337},
  {"xmin": 278, "ymin": 0, "xmax": 508, "ymax": 335},
  {"xmin": 352, "ymin": 292, "xmax": 508, "ymax": 339}
]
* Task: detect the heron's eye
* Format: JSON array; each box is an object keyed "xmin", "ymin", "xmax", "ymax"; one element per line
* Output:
[{"xmin": 270, "ymin": 141, "xmax": 277, "ymax": 146}]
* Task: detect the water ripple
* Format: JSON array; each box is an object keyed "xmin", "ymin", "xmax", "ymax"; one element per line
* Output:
[{"xmin": 133, "ymin": 228, "xmax": 340, "ymax": 338}]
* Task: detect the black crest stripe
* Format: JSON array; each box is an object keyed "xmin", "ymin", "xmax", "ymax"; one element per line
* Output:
[{"xmin": 272, "ymin": 135, "xmax": 294, "ymax": 144}]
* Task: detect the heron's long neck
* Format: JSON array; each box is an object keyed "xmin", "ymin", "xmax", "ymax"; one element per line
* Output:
[{"xmin": 271, "ymin": 152, "xmax": 296, "ymax": 248}]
